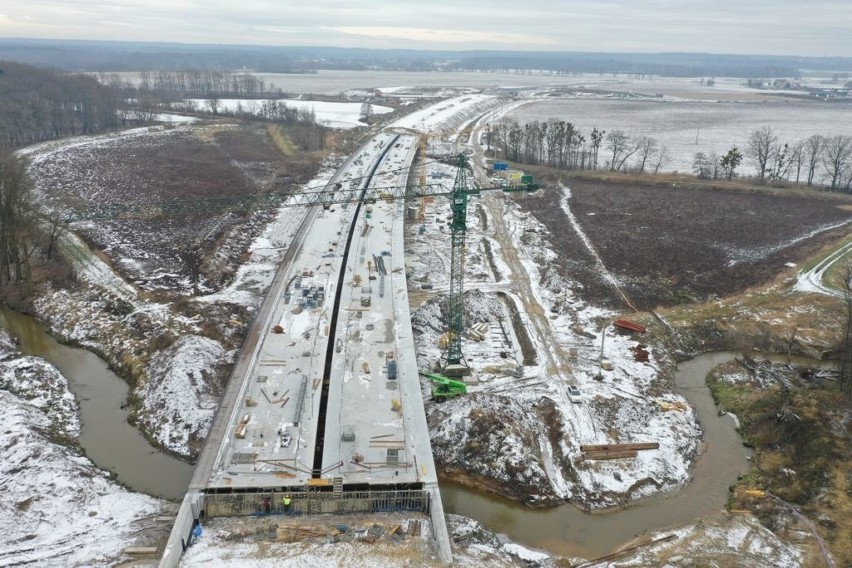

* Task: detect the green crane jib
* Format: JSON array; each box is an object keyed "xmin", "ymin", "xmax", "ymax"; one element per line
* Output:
[
  {"xmin": 419, "ymin": 371, "xmax": 467, "ymax": 402},
  {"xmin": 65, "ymin": 153, "xmax": 540, "ymax": 375}
]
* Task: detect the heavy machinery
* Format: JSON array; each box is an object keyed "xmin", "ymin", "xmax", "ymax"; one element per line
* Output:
[
  {"xmin": 419, "ymin": 371, "xmax": 467, "ymax": 402},
  {"xmin": 66, "ymin": 152, "xmax": 539, "ymax": 376}
]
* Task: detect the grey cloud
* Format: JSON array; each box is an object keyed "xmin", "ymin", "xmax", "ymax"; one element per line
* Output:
[{"xmin": 0, "ymin": 0, "xmax": 849, "ymax": 55}]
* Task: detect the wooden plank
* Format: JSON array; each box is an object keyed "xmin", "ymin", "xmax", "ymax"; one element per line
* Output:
[
  {"xmin": 580, "ymin": 443, "xmax": 659, "ymax": 452},
  {"xmin": 125, "ymin": 547, "xmax": 158, "ymax": 555},
  {"xmin": 583, "ymin": 450, "xmax": 638, "ymax": 460}
]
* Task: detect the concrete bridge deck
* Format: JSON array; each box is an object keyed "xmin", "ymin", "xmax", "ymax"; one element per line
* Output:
[{"xmin": 160, "ymin": 130, "xmax": 452, "ymax": 567}]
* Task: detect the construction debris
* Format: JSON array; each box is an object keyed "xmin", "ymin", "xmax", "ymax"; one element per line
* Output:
[
  {"xmin": 614, "ymin": 318, "xmax": 647, "ymax": 334},
  {"xmin": 580, "ymin": 443, "xmax": 659, "ymax": 452},
  {"xmin": 631, "ymin": 343, "xmax": 650, "ymax": 362}
]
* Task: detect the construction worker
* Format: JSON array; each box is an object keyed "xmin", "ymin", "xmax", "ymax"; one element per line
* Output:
[{"xmin": 282, "ymin": 493, "xmax": 292, "ymax": 515}]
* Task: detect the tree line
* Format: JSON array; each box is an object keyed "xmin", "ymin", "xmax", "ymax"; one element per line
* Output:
[
  {"xmin": 0, "ymin": 61, "xmax": 123, "ymax": 147},
  {"xmin": 490, "ymin": 120, "xmax": 669, "ymax": 174},
  {"xmin": 129, "ymin": 70, "xmax": 279, "ymax": 98},
  {"xmin": 694, "ymin": 126, "xmax": 852, "ymax": 191},
  {"xmin": 198, "ymin": 99, "xmax": 327, "ymax": 151},
  {"xmin": 0, "ymin": 152, "xmax": 66, "ymax": 299},
  {"xmin": 0, "ymin": 61, "xmax": 330, "ymax": 152}
]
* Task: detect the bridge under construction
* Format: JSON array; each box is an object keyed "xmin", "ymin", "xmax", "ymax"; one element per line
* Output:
[{"xmin": 160, "ymin": 131, "xmax": 453, "ymax": 566}]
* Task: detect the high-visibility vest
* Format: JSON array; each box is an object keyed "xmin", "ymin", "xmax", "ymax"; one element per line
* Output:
[{"xmin": 283, "ymin": 496, "xmax": 292, "ymax": 505}]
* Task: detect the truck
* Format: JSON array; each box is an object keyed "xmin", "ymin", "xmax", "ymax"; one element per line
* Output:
[{"xmin": 419, "ymin": 371, "xmax": 467, "ymax": 402}]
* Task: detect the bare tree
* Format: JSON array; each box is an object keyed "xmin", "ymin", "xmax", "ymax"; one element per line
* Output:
[
  {"xmin": 606, "ymin": 130, "xmax": 637, "ymax": 172},
  {"xmin": 693, "ymin": 152, "xmax": 719, "ymax": 179},
  {"xmin": 590, "ymin": 127, "xmax": 605, "ymax": 170},
  {"xmin": 653, "ymin": 145, "xmax": 670, "ymax": 174},
  {"xmin": 769, "ymin": 142, "xmax": 791, "ymax": 182},
  {"xmin": 804, "ymin": 134, "xmax": 825, "ymax": 186},
  {"xmin": 206, "ymin": 96, "xmax": 221, "ymax": 116},
  {"xmin": 634, "ymin": 136, "xmax": 658, "ymax": 172},
  {"xmin": 789, "ymin": 140, "xmax": 806, "ymax": 184},
  {"xmin": 42, "ymin": 211, "xmax": 67, "ymax": 261},
  {"xmin": 822, "ymin": 135, "xmax": 852, "ymax": 191},
  {"xmin": 747, "ymin": 126, "xmax": 779, "ymax": 180}
]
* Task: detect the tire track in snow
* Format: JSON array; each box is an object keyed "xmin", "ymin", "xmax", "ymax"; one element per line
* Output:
[
  {"xmin": 559, "ymin": 185, "xmax": 637, "ymax": 312},
  {"xmin": 794, "ymin": 239, "xmax": 852, "ymax": 298}
]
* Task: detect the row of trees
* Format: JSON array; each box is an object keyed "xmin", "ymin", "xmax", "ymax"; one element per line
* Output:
[
  {"xmin": 1, "ymin": 61, "xmax": 329, "ymax": 151},
  {"xmin": 132, "ymin": 70, "xmax": 278, "ymax": 98},
  {"xmin": 694, "ymin": 127, "xmax": 852, "ymax": 191},
  {"xmin": 0, "ymin": 62, "xmax": 124, "ymax": 147},
  {"xmin": 490, "ymin": 120, "xmax": 669, "ymax": 174}
]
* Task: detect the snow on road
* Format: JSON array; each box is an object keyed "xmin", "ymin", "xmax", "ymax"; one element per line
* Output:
[
  {"xmin": 559, "ymin": 184, "xmax": 635, "ymax": 310},
  {"xmin": 391, "ymin": 94, "xmax": 505, "ymax": 132},
  {"xmin": 794, "ymin": 238, "xmax": 852, "ymax": 297}
]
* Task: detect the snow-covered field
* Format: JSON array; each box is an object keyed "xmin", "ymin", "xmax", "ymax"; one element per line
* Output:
[
  {"xmin": 0, "ymin": 331, "xmax": 167, "ymax": 567},
  {"xmin": 185, "ymin": 98, "xmax": 393, "ymax": 128},
  {"xmin": 506, "ymin": 97, "xmax": 851, "ymax": 180}
]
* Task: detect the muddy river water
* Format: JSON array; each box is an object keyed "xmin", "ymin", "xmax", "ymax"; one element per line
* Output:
[
  {"xmin": 2, "ymin": 305, "xmax": 756, "ymax": 556},
  {"xmin": 0, "ymin": 306, "xmax": 194, "ymax": 500}
]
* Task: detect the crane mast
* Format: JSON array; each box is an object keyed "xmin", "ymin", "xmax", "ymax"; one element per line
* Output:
[{"xmin": 441, "ymin": 154, "xmax": 472, "ymax": 375}]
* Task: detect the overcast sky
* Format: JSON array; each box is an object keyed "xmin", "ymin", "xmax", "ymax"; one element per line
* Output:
[{"xmin": 1, "ymin": 0, "xmax": 850, "ymax": 57}]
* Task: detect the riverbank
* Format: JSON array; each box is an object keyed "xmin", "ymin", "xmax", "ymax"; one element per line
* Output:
[
  {"xmin": 708, "ymin": 356, "xmax": 851, "ymax": 567},
  {"xmin": 0, "ymin": 305, "xmax": 195, "ymax": 499},
  {"xmin": 0, "ymin": 328, "xmax": 173, "ymax": 566}
]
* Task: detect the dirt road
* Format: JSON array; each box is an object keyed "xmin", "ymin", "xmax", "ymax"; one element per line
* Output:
[{"xmin": 469, "ymin": 125, "xmax": 574, "ymax": 379}]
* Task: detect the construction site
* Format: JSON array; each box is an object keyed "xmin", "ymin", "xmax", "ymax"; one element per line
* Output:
[
  {"xmin": 158, "ymin": 107, "xmax": 546, "ymax": 565},
  {"xmin": 4, "ymin": 84, "xmax": 849, "ymax": 568}
]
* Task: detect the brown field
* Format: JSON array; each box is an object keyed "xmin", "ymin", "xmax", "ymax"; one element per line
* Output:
[
  {"xmin": 519, "ymin": 169, "xmax": 852, "ymax": 310},
  {"xmin": 33, "ymin": 122, "xmax": 325, "ymax": 295}
]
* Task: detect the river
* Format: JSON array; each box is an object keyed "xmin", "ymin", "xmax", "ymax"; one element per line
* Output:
[
  {"xmin": 0, "ymin": 305, "xmax": 194, "ymax": 500},
  {"xmin": 0, "ymin": 304, "xmax": 756, "ymax": 555}
]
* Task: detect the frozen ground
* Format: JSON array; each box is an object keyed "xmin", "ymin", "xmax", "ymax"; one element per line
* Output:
[
  {"xmin": 0, "ymin": 331, "xmax": 167, "ymax": 567},
  {"xmin": 407, "ymin": 116, "xmax": 700, "ymax": 508}
]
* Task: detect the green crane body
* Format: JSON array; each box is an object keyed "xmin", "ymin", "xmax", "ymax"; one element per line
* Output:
[
  {"xmin": 419, "ymin": 371, "xmax": 467, "ymax": 402},
  {"xmin": 66, "ymin": 152, "xmax": 540, "ymax": 374}
]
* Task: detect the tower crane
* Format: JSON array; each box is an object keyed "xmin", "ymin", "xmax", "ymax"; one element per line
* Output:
[{"xmin": 66, "ymin": 154, "xmax": 539, "ymax": 376}]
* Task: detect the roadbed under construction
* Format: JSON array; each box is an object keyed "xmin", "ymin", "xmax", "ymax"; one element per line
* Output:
[{"xmin": 160, "ymin": 131, "xmax": 452, "ymax": 566}]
